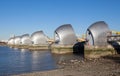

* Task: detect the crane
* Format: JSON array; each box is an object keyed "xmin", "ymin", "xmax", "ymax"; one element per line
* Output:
[{"xmin": 111, "ymin": 30, "xmax": 120, "ymax": 35}]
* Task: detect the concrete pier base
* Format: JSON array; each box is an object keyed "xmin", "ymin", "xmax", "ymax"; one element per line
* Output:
[
  {"xmin": 51, "ymin": 45, "xmax": 73, "ymax": 54},
  {"xmin": 28, "ymin": 45, "xmax": 50, "ymax": 51},
  {"xmin": 84, "ymin": 45, "xmax": 116, "ymax": 58},
  {"xmin": 8, "ymin": 45, "xmax": 30, "ymax": 49},
  {"xmin": 7, "ymin": 44, "xmax": 50, "ymax": 51},
  {"xmin": 7, "ymin": 44, "xmax": 118, "ymax": 58}
]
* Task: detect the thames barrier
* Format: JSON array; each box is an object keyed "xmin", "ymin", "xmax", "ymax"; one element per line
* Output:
[{"xmin": 7, "ymin": 21, "xmax": 120, "ymax": 58}]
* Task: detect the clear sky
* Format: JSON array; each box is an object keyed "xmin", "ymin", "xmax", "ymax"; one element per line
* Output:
[{"xmin": 0, "ymin": 0, "xmax": 120, "ymax": 40}]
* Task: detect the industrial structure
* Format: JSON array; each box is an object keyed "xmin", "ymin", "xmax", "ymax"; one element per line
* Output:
[
  {"xmin": 31, "ymin": 31, "xmax": 49, "ymax": 45},
  {"xmin": 54, "ymin": 24, "xmax": 77, "ymax": 45},
  {"xmin": 6, "ymin": 21, "xmax": 120, "ymax": 56},
  {"xmin": 21, "ymin": 34, "xmax": 32, "ymax": 45},
  {"xmin": 86, "ymin": 21, "xmax": 110, "ymax": 46},
  {"xmin": 14, "ymin": 36, "xmax": 21, "ymax": 45},
  {"xmin": 8, "ymin": 37, "xmax": 15, "ymax": 45}
]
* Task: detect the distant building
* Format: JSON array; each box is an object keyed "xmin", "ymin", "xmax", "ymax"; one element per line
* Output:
[
  {"xmin": 54, "ymin": 24, "xmax": 77, "ymax": 45},
  {"xmin": 14, "ymin": 36, "xmax": 21, "ymax": 45},
  {"xmin": 31, "ymin": 31, "xmax": 49, "ymax": 45},
  {"xmin": 86, "ymin": 21, "xmax": 110, "ymax": 46},
  {"xmin": 0, "ymin": 40, "xmax": 8, "ymax": 43},
  {"xmin": 21, "ymin": 34, "xmax": 32, "ymax": 45}
]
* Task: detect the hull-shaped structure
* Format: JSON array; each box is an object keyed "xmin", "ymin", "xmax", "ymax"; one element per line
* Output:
[
  {"xmin": 86, "ymin": 21, "xmax": 110, "ymax": 46},
  {"xmin": 31, "ymin": 31, "xmax": 49, "ymax": 45},
  {"xmin": 14, "ymin": 36, "xmax": 21, "ymax": 45},
  {"xmin": 21, "ymin": 34, "xmax": 32, "ymax": 45},
  {"xmin": 54, "ymin": 24, "xmax": 77, "ymax": 45},
  {"xmin": 8, "ymin": 37, "xmax": 15, "ymax": 45}
]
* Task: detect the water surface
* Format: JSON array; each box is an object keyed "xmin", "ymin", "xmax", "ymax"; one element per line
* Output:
[
  {"xmin": 0, "ymin": 46, "xmax": 57, "ymax": 75},
  {"xmin": 0, "ymin": 46, "xmax": 83, "ymax": 76}
]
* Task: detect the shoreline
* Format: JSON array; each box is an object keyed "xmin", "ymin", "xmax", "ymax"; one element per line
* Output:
[{"xmin": 14, "ymin": 54, "xmax": 120, "ymax": 76}]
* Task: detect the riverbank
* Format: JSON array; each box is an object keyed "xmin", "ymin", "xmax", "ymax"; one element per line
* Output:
[
  {"xmin": 14, "ymin": 54, "xmax": 120, "ymax": 76},
  {"xmin": 0, "ymin": 42, "xmax": 7, "ymax": 46}
]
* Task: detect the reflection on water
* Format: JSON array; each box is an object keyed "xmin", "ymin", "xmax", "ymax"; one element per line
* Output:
[
  {"xmin": 0, "ymin": 46, "xmax": 83, "ymax": 75},
  {"xmin": 0, "ymin": 46, "xmax": 57, "ymax": 75}
]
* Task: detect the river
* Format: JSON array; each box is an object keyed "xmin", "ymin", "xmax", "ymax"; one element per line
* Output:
[{"xmin": 0, "ymin": 46, "xmax": 83, "ymax": 76}]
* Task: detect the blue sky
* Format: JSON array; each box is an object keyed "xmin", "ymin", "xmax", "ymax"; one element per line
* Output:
[{"xmin": 0, "ymin": 0, "xmax": 120, "ymax": 40}]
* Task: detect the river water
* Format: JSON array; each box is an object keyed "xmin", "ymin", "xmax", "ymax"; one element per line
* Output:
[{"xmin": 0, "ymin": 46, "xmax": 83, "ymax": 75}]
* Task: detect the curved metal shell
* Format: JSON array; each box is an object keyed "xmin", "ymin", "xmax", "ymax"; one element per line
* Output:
[
  {"xmin": 31, "ymin": 31, "xmax": 49, "ymax": 45},
  {"xmin": 21, "ymin": 34, "xmax": 32, "ymax": 45},
  {"xmin": 54, "ymin": 24, "xmax": 77, "ymax": 45},
  {"xmin": 86, "ymin": 21, "xmax": 110, "ymax": 46},
  {"xmin": 8, "ymin": 37, "xmax": 15, "ymax": 45},
  {"xmin": 14, "ymin": 36, "xmax": 21, "ymax": 45}
]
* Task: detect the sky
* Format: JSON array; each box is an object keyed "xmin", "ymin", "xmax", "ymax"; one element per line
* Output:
[{"xmin": 0, "ymin": 0, "xmax": 120, "ymax": 40}]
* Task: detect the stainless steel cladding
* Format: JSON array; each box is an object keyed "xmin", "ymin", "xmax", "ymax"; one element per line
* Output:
[
  {"xmin": 54, "ymin": 24, "xmax": 77, "ymax": 45},
  {"xmin": 86, "ymin": 21, "xmax": 110, "ymax": 46},
  {"xmin": 31, "ymin": 31, "xmax": 49, "ymax": 45},
  {"xmin": 21, "ymin": 34, "xmax": 32, "ymax": 45},
  {"xmin": 14, "ymin": 36, "xmax": 21, "ymax": 45},
  {"xmin": 8, "ymin": 37, "xmax": 15, "ymax": 45}
]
